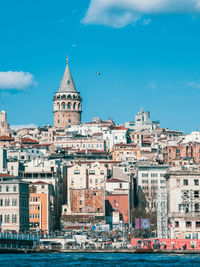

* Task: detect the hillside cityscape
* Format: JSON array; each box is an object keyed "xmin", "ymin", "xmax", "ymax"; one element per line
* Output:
[{"xmin": 0, "ymin": 59, "xmax": 200, "ymax": 251}]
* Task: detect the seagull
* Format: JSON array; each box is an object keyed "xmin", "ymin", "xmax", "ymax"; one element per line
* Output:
[{"xmin": 96, "ymin": 72, "xmax": 101, "ymax": 75}]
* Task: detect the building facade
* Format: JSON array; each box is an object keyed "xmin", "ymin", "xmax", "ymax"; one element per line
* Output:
[
  {"xmin": 0, "ymin": 174, "xmax": 29, "ymax": 232},
  {"xmin": 29, "ymin": 181, "xmax": 54, "ymax": 233},
  {"xmin": 166, "ymin": 170, "xmax": 200, "ymax": 239}
]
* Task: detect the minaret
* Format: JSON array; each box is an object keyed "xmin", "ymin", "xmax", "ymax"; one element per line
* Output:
[
  {"xmin": 53, "ymin": 57, "xmax": 82, "ymax": 128},
  {"xmin": 0, "ymin": 110, "xmax": 10, "ymax": 136}
]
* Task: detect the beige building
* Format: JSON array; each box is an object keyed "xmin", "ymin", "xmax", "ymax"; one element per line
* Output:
[
  {"xmin": 110, "ymin": 143, "xmax": 141, "ymax": 162},
  {"xmin": 0, "ymin": 174, "xmax": 29, "ymax": 232},
  {"xmin": 166, "ymin": 170, "xmax": 200, "ymax": 239},
  {"xmin": 62, "ymin": 161, "xmax": 107, "ymax": 218},
  {"xmin": 53, "ymin": 58, "xmax": 82, "ymax": 128},
  {"xmin": 54, "ymin": 136, "xmax": 106, "ymax": 151}
]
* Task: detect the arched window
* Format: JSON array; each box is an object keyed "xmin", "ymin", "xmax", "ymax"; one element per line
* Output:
[
  {"xmin": 57, "ymin": 103, "xmax": 60, "ymax": 110},
  {"xmin": 73, "ymin": 94, "xmax": 76, "ymax": 99},
  {"xmin": 68, "ymin": 103, "xmax": 71, "ymax": 109},
  {"xmin": 73, "ymin": 103, "xmax": 76, "ymax": 110},
  {"xmin": 195, "ymin": 203, "xmax": 199, "ymax": 212},
  {"xmin": 78, "ymin": 103, "xmax": 80, "ymax": 110},
  {"xmin": 62, "ymin": 103, "xmax": 66, "ymax": 109},
  {"xmin": 67, "ymin": 94, "xmax": 72, "ymax": 99},
  {"xmin": 69, "ymin": 119, "xmax": 71, "ymax": 123}
]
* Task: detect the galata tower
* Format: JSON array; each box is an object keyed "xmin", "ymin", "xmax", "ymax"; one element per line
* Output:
[{"xmin": 53, "ymin": 58, "xmax": 82, "ymax": 128}]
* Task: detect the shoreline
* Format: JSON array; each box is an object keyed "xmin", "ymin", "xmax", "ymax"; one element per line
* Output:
[{"xmin": 1, "ymin": 248, "xmax": 200, "ymax": 254}]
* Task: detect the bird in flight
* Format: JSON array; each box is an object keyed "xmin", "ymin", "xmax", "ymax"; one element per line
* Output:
[{"xmin": 96, "ymin": 72, "xmax": 101, "ymax": 75}]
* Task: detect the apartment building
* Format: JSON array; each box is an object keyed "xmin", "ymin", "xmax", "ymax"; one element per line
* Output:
[
  {"xmin": 0, "ymin": 174, "xmax": 29, "ymax": 232},
  {"xmin": 62, "ymin": 162, "xmax": 107, "ymax": 221},
  {"xmin": 166, "ymin": 170, "xmax": 200, "ymax": 239},
  {"xmin": 29, "ymin": 181, "xmax": 54, "ymax": 233},
  {"xmin": 137, "ymin": 164, "xmax": 168, "ymax": 211}
]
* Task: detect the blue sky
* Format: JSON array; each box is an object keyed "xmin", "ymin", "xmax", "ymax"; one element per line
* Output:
[{"xmin": 1, "ymin": 0, "xmax": 200, "ymax": 132}]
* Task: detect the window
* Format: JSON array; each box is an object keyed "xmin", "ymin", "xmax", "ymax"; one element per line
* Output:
[
  {"xmin": 194, "ymin": 191, "xmax": 199, "ymax": 198},
  {"xmin": 12, "ymin": 214, "xmax": 17, "ymax": 223},
  {"xmin": 114, "ymin": 200, "xmax": 117, "ymax": 204},
  {"xmin": 80, "ymin": 200, "xmax": 82, "ymax": 205},
  {"xmin": 90, "ymin": 179, "xmax": 92, "ymax": 184},
  {"xmin": 195, "ymin": 203, "xmax": 200, "ymax": 212},
  {"xmin": 142, "ymin": 180, "xmax": 148, "ymax": 183},
  {"xmin": 13, "ymin": 185, "xmax": 17, "ymax": 192},
  {"xmin": 142, "ymin": 173, "xmax": 148, "ymax": 178},
  {"xmin": 5, "ymin": 199, "xmax": 10, "ymax": 206},
  {"xmin": 6, "ymin": 186, "xmax": 9, "ymax": 192},
  {"xmin": 5, "ymin": 215, "xmax": 10, "ymax": 223},
  {"xmin": 183, "ymin": 179, "xmax": 188, "ymax": 186},
  {"xmin": 169, "ymin": 149, "xmax": 171, "ymax": 153},
  {"xmin": 175, "ymin": 221, "xmax": 179, "ymax": 228},
  {"xmin": 151, "ymin": 173, "xmax": 158, "ymax": 178},
  {"xmin": 68, "ymin": 119, "xmax": 71, "ymax": 123},
  {"xmin": 74, "ymin": 170, "xmax": 80, "ymax": 175},
  {"xmin": 42, "ymin": 185, "xmax": 45, "ymax": 189},
  {"xmin": 120, "ymin": 183, "xmax": 122, "ymax": 189},
  {"xmin": 95, "ymin": 179, "xmax": 98, "ymax": 184},
  {"xmin": 176, "ymin": 149, "xmax": 180, "ymax": 153},
  {"xmin": 194, "ymin": 179, "xmax": 199, "ymax": 186},
  {"xmin": 196, "ymin": 222, "xmax": 200, "ymax": 228},
  {"xmin": 71, "ymin": 179, "xmax": 74, "ymax": 186},
  {"xmin": 93, "ymin": 192, "xmax": 97, "ymax": 196},
  {"xmin": 79, "ymin": 208, "xmax": 82, "ymax": 212},
  {"xmin": 89, "ymin": 170, "xmax": 95, "ymax": 175},
  {"xmin": 0, "ymin": 199, "xmax": 3, "ymax": 206},
  {"xmin": 12, "ymin": 199, "xmax": 17, "ymax": 206},
  {"xmin": 0, "ymin": 186, "xmax": 1, "ymax": 192},
  {"xmin": 97, "ymin": 208, "xmax": 101, "ymax": 212},
  {"xmin": 186, "ymin": 221, "xmax": 192, "ymax": 228}
]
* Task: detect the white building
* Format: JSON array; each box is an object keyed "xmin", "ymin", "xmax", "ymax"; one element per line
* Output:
[
  {"xmin": 137, "ymin": 163, "xmax": 168, "ymax": 211},
  {"xmin": 0, "ymin": 174, "xmax": 29, "ymax": 232},
  {"xmin": 125, "ymin": 108, "xmax": 160, "ymax": 132},
  {"xmin": 183, "ymin": 131, "xmax": 200, "ymax": 143},
  {"xmin": 166, "ymin": 170, "xmax": 200, "ymax": 239}
]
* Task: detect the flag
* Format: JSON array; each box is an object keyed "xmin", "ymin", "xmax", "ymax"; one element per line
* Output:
[
  {"xmin": 141, "ymin": 219, "xmax": 150, "ymax": 229},
  {"xmin": 135, "ymin": 218, "xmax": 141, "ymax": 229}
]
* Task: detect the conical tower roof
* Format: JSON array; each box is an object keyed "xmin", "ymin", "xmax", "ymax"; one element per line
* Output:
[{"xmin": 59, "ymin": 57, "xmax": 77, "ymax": 93}]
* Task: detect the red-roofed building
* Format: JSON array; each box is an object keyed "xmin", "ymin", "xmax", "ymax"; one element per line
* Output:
[{"xmin": 0, "ymin": 135, "xmax": 15, "ymax": 148}]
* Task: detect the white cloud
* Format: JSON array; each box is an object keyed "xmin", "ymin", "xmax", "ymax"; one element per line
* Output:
[
  {"xmin": 11, "ymin": 124, "xmax": 38, "ymax": 130},
  {"xmin": 83, "ymin": 0, "xmax": 200, "ymax": 28},
  {"xmin": 187, "ymin": 81, "xmax": 200, "ymax": 88},
  {"xmin": 0, "ymin": 71, "xmax": 37, "ymax": 90}
]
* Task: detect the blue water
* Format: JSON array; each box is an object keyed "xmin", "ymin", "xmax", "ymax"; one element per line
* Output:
[{"xmin": 0, "ymin": 253, "xmax": 200, "ymax": 266}]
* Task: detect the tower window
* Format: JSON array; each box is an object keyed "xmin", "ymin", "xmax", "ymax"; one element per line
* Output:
[
  {"xmin": 68, "ymin": 103, "xmax": 71, "ymax": 109},
  {"xmin": 69, "ymin": 119, "xmax": 71, "ymax": 123},
  {"xmin": 62, "ymin": 103, "xmax": 66, "ymax": 109},
  {"xmin": 67, "ymin": 80, "xmax": 70, "ymax": 84},
  {"xmin": 58, "ymin": 120, "xmax": 60, "ymax": 123}
]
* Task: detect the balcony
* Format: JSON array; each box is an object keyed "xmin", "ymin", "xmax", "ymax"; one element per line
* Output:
[{"xmin": 169, "ymin": 212, "xmax": 200, "ymax": 218}]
